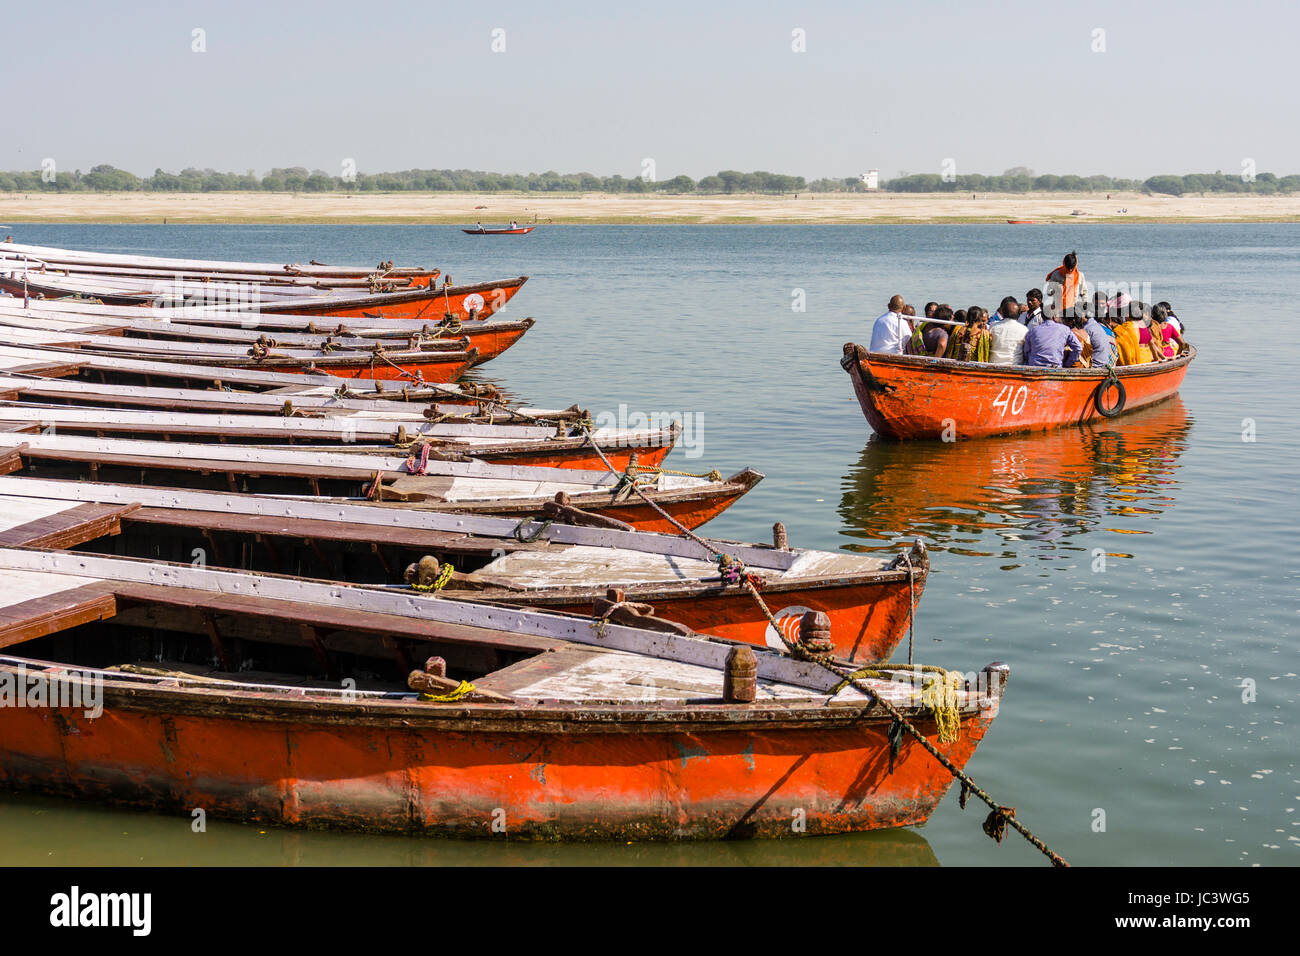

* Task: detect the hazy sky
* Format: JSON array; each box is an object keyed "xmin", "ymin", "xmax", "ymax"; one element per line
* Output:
[{"xmin": 4, "ymin": 0, "xmax": 1296, "ymax": 181}]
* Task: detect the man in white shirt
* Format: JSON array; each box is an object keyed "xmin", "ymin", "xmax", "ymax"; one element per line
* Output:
[
  {"xmin": 988, "ymin": 296, "xmax": 1029, "ymax": 365},
  {"xmin": 869, "ymin": 295, "xmax": 911, "ymax": 354}
]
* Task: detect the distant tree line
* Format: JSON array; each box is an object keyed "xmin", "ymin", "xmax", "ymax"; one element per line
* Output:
[
  {"xmin": 1, "ymin": 164, "xmax": 1297, "ymax": 195},
  {"xmin": 0, "ymin": 165, "xmax": 806, "ymax": 195},
  {"xmin": 868, "ymin": 167, "xmax": 1300, "ymax": 195}
]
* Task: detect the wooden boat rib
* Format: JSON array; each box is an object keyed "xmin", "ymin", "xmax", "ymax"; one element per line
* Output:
[
  {"xmin": 0, "ymin": 431, "xmax": 762, "ymax": 532},
  {"xmin": 0, "ymin": 476, "xmax": 925, "ymax": 660},
  {"xmin": 841, "ymin": 342, "xmax": 1196, "ymax": 440},
  {"xmin": 0, "ymin": 547, "xmax": 1002, "ymax": 838}
]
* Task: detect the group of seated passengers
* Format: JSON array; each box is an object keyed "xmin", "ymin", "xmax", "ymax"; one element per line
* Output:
[{"xmin": 869, "ymin": 252, "xmax": 1188, "ymax": 369}]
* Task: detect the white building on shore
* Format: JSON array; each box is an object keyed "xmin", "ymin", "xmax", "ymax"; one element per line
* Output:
[{"xmin": 861, "ymin": 169, "xmax": 880, "ymax": 190}]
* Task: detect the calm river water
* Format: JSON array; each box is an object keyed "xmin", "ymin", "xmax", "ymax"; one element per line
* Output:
[{"xmin": 1, "ymin": 222, "xmax": 1295, "ymax": 866}]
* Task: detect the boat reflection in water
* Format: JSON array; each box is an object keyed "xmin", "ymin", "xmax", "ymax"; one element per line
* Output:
[
  {"xmin": 0, "ymin": 792, "xmax": 939, "ymax": 866},
  {"xmin": 839, "ymin": 397, "xmax": 1192, "ymax": 565}
]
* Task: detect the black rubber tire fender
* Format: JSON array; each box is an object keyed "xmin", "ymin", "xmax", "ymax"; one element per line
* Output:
[{"xmin": 1094, "ymin": 377, "xmax": 1126, "ymax": 418}]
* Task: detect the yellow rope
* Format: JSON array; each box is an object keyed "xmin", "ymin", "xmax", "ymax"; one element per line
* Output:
[
  {"xmin": 831, "ymin": 664, "xmax": 964, "ymax": 744},
  {"xmin": 410, "ymin": 563, "xmax": 455, "ymax": 592},
  {"xmin": 631, "ymin": 465, "xmax": 723, "ymax": 481},
  {"xmin": 921, "ymin": 669, "xmax": 965, "ymax": 744},
  {"xmin": 418, "ymin": 680, "xmax": 476, "ymax": 702}
]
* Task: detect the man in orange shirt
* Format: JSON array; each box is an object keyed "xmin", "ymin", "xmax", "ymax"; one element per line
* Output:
[{"xmin": 1044, "ymin": 251, "xmax": 1090, "ymax": 321}]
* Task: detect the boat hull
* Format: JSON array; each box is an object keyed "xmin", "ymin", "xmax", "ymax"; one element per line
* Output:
[
  {"xmin": 0, "ymin": 688, "xmax": 997, "ymax": 839},
  {"xmin": 0, "ymin": 275, "xmax": 527, "ymax": 324},
  {"xmin": 261, "ymin": 280, "xmax": 527, "ymax": 322},
  {"xmin": 841, "ymin": 343, "xmax": 1195, "ymax": 440}
]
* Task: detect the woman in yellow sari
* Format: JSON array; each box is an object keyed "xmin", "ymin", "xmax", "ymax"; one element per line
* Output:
[
  {"xmin": 944, "ymin": 306, "xmax": 992, "ymax": 363},
  {"xmin": 1110, "ymin": 316, "xmax": 1149, "ymax": 366}
]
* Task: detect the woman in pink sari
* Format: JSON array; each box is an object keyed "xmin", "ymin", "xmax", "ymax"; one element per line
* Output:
[{"xmin": 1138, "ymin": 304, "xmax": 1183, "ymax": 360}]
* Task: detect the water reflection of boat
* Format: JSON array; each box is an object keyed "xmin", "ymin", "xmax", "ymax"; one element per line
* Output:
[
  {"xmin": 0, "ymin": 792, "xmax": 940, "ymax": 866},
  {"xmin": 838, "ymin": 397, "xmax": 1192, "ymax": 559}
]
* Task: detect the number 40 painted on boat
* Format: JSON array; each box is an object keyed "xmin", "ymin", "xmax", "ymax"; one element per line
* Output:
[{"xmin": 991, "ymin": 384, "xmax": 1028, "ymax": 416}]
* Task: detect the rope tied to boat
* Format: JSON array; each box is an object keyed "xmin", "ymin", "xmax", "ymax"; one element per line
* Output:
[
  {"xmin": 513, "ymin": 517, "xmax": 554, "ymax": 543},
  {"xmin": 630, "ymin": 463, "xmax": 723, "ymax": 481},
  {"xmin": 409, "ymin": 562, "xmax": 455, "ymax": 593},
  {"xmin": 418, "ymin": 679, "xmax": 475, "ymax": 702},
  {"xmin": 405, "ymin": 442, "xmax": 433, "ymax": 476},
  {"xmin": 898, "ymin": 548, "xmax": 918, "ymax": 665},
  {"xmin": 571, "ymin": 420, "xmax": 1068, "ymax": 866},
  {"xmin": 368, "ymin": 345, "xmax": 429, "ymax": 385}
]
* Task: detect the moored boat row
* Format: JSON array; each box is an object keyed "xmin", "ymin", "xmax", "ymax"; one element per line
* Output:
[{"xmin": 0, "ymin": 239, "xmax": 1052, "ymax": 855}]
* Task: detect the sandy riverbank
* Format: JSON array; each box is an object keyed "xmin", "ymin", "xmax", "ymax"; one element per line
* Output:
[{"xmin": 1, "ymin": 191, "xmax": 1297, "ymax": 225}]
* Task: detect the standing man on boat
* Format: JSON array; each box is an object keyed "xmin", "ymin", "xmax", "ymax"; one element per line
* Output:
[
  {"xmin": 1044, "ymin": 252, "xmax": 1089, "ymax": 320},
  {"xmin": 869, "ymin": 295, "xmax": 912, "ymax": 354}
]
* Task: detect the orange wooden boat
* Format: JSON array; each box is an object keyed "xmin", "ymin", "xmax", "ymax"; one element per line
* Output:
[
  {"xmin": 0, "ymin": 432, "xmax": 762, "ymax": 533},
  {"xmin": 0, "ymin": 273, "xmax": 527, "ymax": 323},
  {"xmin": 459, "ymin": 542, "xmax": 926, "ymax": 662},
  {"xmin": 0, "ymin": 475, "xmax": 925, "ymax": 662},
  {"xmin": 841, "ymin": 343, "xmax": 1195, "ymax": 440},
  {"xmin": 0, "ymin": 549, "xmax": 1006, "ymax": 839},
  {"xmin": 257, "ymin": 277, "xmax": 528, "ymax": 322}
]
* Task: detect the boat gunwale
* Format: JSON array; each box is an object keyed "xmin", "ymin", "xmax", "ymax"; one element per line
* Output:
[
  {"xmin": 0, "ymin": 653, "xmax": 1003, "ymax": 732},
  {"xmin": 845, "ymin": 342, "xmax": 1197, "ymax": 382}
]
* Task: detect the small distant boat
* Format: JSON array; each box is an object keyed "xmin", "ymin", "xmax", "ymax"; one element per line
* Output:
[
  {"xmin": 463, "ymin": 226, "xmax": 535, "ymax": 235},
  {"xmin": 1006, "ymin": 219, "xmax": 1036, "ymax": 224}
]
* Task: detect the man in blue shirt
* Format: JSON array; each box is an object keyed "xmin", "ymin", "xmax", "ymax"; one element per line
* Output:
[
  {"xmin": 1081, "ymin": 314, "xmax": 1114, "ymax": 367},
  {"xmin": 1023, "ymin": 318, "xmax": 1082, "ymax": 368}
]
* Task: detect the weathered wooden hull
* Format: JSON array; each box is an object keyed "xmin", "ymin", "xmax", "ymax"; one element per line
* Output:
[
  {"xmin": 258, "ymin": 279, "xmax": 527, "ymax": 322},
  {"xmin": 469, "ymin": 440, "xmax": 673, "ymax": 472},
  {"xmin": 443, "ymin": 476, "xmax": 759, "ymax": 533},
  {"xmin": 0, "ymin": 683, "xmax": 997, "ymax": 839},
  {"xmin": 0, "ymin": 275, "xmax": 527, "ymax": 323},
  {"xmin": 841, "ymin": 343, "xmax": 1195, "ymax": 440}
]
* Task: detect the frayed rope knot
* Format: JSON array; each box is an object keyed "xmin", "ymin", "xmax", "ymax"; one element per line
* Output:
[{"xmin": 983, "ymin": 806, "xmax": 1016, "ymax": 844}]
